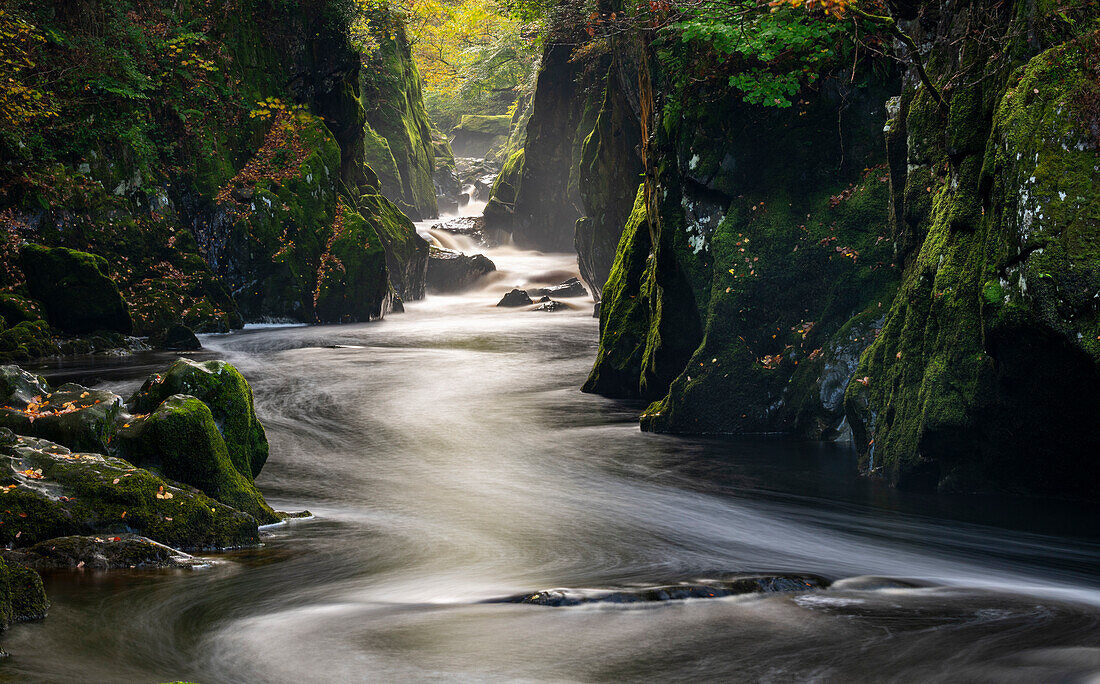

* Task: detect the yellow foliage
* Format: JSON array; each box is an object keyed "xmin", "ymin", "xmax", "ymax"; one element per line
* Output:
[{"xmin": 0, "ymin": 9, "xmax": 56, "ymax": 133}]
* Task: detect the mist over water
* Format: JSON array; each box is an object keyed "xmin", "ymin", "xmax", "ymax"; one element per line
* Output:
[{"xmin": 4, "ymin": 203, "xmax": 1099, "ymax": 682}]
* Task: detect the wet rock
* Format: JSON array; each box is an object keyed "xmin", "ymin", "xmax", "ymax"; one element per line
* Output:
[
  {"xmin": 0, "ymin": 366, "xmax": 50, "ymax": 408},
  {"xmin": 128, "ymin": 359, "xmax": 269, "ymax": 479},
  {"xmin": 532, "ymin": 300, "xmax": 567, "ymax": 312},
  {"xmin": 162, "ymin": 324, "xmax": 201, "ymax": 351},
  {"xmin": 592, "ymin": 301, "xmax": 601, "ymax": 318},
  {"xmin": 431, "ymin": 216, "xmax": 494, "ymax": 247},
  {"xmin": 0, "ymin": 429, "xmax": 259, "ymax": 550},
  {"xmin": 0, "ymin": 382, "xmax": 125, "ymax": 454},
  {"xmin": 536, "ymin": 296, "xmax": 551, "ymax": 303},
  {"xmin": 390, "ymin": 294, "xmax": 405, "ymax": 314},
  {"xmin": 426, "ymin": 247, "xmax": 496, "ymax": 293},
  {"xmin": 494, "ymin": 574, "xmax": 830, "ymax": 606},
  {"xmin": 20, "ymin": 244, "xmax": 132, "ymax": 335},
  {"xmin": 1, "ymin": 534, "xmax": 194, "ymax": 570},
  {"xmin": 528, "ymin": 277, "xmax": 588, "ymax": 299},
  {"xmin": 497, "ymin": 289, "xmax": 533, "ymax": 307}
]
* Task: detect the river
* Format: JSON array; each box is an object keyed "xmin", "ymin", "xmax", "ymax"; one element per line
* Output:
[{"xmin": 2, "ymin": 209, "xmax": 1099, "ymax": 682}]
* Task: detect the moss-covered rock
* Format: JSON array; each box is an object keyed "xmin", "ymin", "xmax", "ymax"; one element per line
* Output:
[
  {"xmin": 128, "ymin": 359, "xmax": 269, "ymax": 479},
  {"xmin": 485, "ymin": 42, "xmax": 607, "ymax": 251},
  {"xmin": 575, "ymin": 72, "xmax": 645, "ymax": 300},
  {"xmin": 19, "ymin": 244, "xmax": 132, "ymax": 335},
  {"xmin": 114, "ymin": 395, "xmax": 277, "ymax": 524},
  {"xmin": 0, "ymin": 429, "xmax": 259, "ymax": 550},
  {"xmin": 311, "ymin": 201, "xmax": 391, "ymax": 324},
  {"xmin": 0, "ymin": 557, "xmax": 48, "ymax": 627},
  {"xmin": 356, "ymin": 193, "xmax": 429, "ymax": 303},
  {"xmin": 583, "ymin": 187, "xmax": 654, "ymax": 398},
  {"xmin": 844, "ymin": 34, "xmax": 1100, "ymax": 497},
  {"xmin": 0, "ymin": 295, "xmax": 44, "ymax": 327},
  {"xmin": 0, "ymin": 321, "xmax": 55, "ymax": 364}
]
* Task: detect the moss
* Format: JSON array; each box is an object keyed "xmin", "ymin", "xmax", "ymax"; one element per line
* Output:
[
  {"xmin": 312, "ymin": 202, "xmax": 390, "ymax": 324},
  {"xmin": 0, "ymin": 429, "xmax": 259, "ymax": 550},
  {"xmin": 583, "ymin": 186, "xmax": 653, "ymax": 397},
  {"xmin": 0, "ymin": 295, "xmax": 44, "ymax": 326},
  {"xmin": 0, "ymin": 321, "xmax": 56, "ymax": 364},
  {"xmin": 359, "ymin": 25, "xmax": 438, "ymax": 220},
  {"xmin": 128, "ymin": 359, "xmax": 269, "ymax": 479},
  {"xmin": 115, "ymin": 396, "xmax": 277, "ymax": 525},
  {"xmin": 5, "ymin": 534, "xmax": 174, "ymax": 570},
  {"xmin": 844, "ymin": 38, "xmax": 1100, "ymax": 498},
  {"xmin": 0, "ymin": 557, "xmax": 48, "ymax": 627},
  {"xmin": 357, "ymin": 192, "xmax": 429, "ymax": 302},
  {"xmin": 19, "ymin": 244, "xmax": 132, "ymax": 335}
]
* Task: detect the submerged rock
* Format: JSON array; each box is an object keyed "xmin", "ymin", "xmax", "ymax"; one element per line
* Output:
[
  {"xmin": 1, "ymin": 534, "xmax": 194, "ymax": 570},
  {"xmin": 431, "ymin": 216, "xmax": 495, "ymax": 247},
  {"xmin": 0, "ymin": 429, "xmax": 259, "ymax": 550},
  {"xmin": 494, "ymin": 574, "xmax": 830, "ymax": 606},
  {"xmin": 497, "ymin": 289, "xmax": 533, "ymax": 307},
  {"xmin": 426, "ymin": 247, "xmax": 496, "ymax": 293}
]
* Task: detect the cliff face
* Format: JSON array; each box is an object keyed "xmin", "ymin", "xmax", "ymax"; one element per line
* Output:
[
  {"xmin": 843, "ymin": 0, "xmax": 1100, "ymax": 497},
  {"xmin": 573, "ymin": 0, "xmax": 1099, "ymax": 497},
  {"xmin": 360, "ymin": 21, "xmax": 440, "ymax": 222},
  {"xmin": 483, "ymin": 41, "xmax": 608, "ymax": 252},
  {"xmin": 0, "ymin": 0, "xmax": 429, "ymax": 334}
]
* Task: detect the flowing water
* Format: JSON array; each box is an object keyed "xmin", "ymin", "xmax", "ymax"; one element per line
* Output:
[{"xmin": 2, "ymin": 205, "xmax": 1100, "ymax": 683}]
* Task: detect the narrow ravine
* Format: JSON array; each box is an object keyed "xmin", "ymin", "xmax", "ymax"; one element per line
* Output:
[{"xmin": 3, "ymin": 195, "xmax": 1099, "ymax": 682}]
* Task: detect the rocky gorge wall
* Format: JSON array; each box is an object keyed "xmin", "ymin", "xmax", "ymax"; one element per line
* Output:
[
  {"xmin": 0, "ymin": 0, "xmax": 433, "ymax": 345},
  {"xmin": 518, "ymin": 0, "xmax": 1100, "ymax": 498}
]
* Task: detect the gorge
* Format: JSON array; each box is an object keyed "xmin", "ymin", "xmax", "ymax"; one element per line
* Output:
[{"xmin": 0, "ymin": 0, "xmax": 1098, "ymax": 680}]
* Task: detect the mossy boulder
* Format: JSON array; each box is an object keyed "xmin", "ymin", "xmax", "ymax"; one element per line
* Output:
[
  {"xmin": 0, "ymin": 320, "xmax": 56, "ymax": 364},
  {"xmin": 19, "ymin": 244, "xmax": 132, "ymax": 335},
  {"xmin": 0, "ymin": 557, "xmax": 48, "ymax": 628},
  {"xmin": 0, "ymin": 429, "xmax": 259, "ymax": 550},
  {"xmin": 115, "ymin": 396, "xmax": 277, "ymax": 524},
  {"xmin": 127, "ymin": 359, "xmax": 269, "ymax": 479}
]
